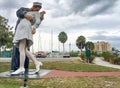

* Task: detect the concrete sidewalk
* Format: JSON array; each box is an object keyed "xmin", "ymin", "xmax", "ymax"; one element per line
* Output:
[
  {"xmin": 0, "ymin": 57, "xmax": 75, "ymax": 62},
  {"xmin": 93, "ymin": 57, "xmax": 120, "ymax": 69},
  {"xmin": 0, "ymin": 58, "xmax": 11, "ymax": 62}
]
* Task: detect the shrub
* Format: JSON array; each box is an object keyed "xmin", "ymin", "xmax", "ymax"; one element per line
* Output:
[
  {"xmin": 101, "ymin": 51, "xmax": 120, "ymax": 65},
  {"xmin": 80, "ymin": 52, "xmax": 87, "ymax": 61},
  {"xmin": 114, "ymin": 57, "xmax": 120, "ymax": 65},
  {"xmin": 89, "ymin": 54, "xmax": 95, "ymax": 63},
  {"xmin": 91, "ymin": 51, "xmax": 102, "ymax": 57},
  {"xmin": 101, "ymin": 52, "xmax": 111, "ymax": 61},
  {"xmin": 70, "ymin": 51, "xmax": 79, "ymax": 57},
  {"xmin": 80, "ymin": 52, "xmax": 95, "ymax": 63},
  {"xmin": 109, "ymin": 55, "xmax": 117, "ymax": 64}
]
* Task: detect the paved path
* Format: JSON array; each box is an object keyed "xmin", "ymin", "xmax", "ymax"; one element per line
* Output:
[
  {"xmin": 43, "ymin": 70, "xmax": 120, "ymax": 78},
  {"xmin": 0, "ymin": 58, "xmax": 11, "ymax": 62},
  {"xmin": 1, "ymin": 69, "xmax": 120, "ymax": 78},
  {"xmin": 93, "ymin": 57, "xmax": 120, "ymax": 69},
  {"xmin": 0, "ymin": 57, "xmax": 75, "ymax": 62}
]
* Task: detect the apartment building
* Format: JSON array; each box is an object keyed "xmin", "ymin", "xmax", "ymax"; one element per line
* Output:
[{"xmin": 94, "ymin": 41, "xmax": 112, "ymax": 53}]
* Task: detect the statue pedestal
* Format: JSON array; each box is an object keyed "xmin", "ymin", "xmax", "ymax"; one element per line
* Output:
[
  {"xmin": 0, "ymin": 69, "xmax": 52, "ymax": 88},
  {"xmin": 0, "ymin": 69, "xmax": 52, "ymax": 78}
]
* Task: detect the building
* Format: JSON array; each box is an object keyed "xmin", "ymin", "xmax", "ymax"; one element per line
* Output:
[{"xmin": 94, "ymin": 41, "xmax": 112, "ymax": 53}]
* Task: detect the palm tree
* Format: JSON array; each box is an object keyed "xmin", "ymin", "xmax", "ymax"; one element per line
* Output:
[
  {"xmin": 76, "ymin": 35, "xmax": 86, "ymax": 54},
  {"xmin": 85, "ymin": 41, "xmax": 94, "ymax": 51},
  {"xmin": 58, "ymin": 31, "xmax": 68, "ymax": 54}
]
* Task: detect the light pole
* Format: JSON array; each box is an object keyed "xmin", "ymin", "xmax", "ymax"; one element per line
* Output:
[
  {"xmin": 69, "ymin": 43, "xmax": 71, "ymax": 53},
  {"xmin": 51, "ymin": 29, "xmax": 53, "ymax": 57},
  {"xmin": 38, "ymin": 32, "xmax": 42, "ymax": 52}
]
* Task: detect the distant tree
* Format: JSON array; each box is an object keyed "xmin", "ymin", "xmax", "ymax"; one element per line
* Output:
[
  {"xmin": 0, "ymin": 15, "xmax": 14, "ymax": 52},
  {"xmin": 112, "ymin": 47, "xmax": 116, "ymax": 51},
  {"xmin": 58, "ymin": 31, "xmax": 68, "ymax": 54},
  {"xmin": 76, "ymin": 35, "xmax": 86, "ymax": 54},
  {"xmin": 85, "ymin": 41, "xmax": 94, "ymax": 51}
]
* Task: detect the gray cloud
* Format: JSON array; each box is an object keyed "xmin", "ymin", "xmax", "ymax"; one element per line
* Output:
[
  {"xmin": 84, "ymin": 19, "xmax": 120, "ymax": 30},
  {"xmin": 67, "ymin": 0, "xmax": 100, "ymax": 13},
  {"xmin": 0, "ymin": 0, "xmax": 31, "ymax": 27},
  {"xmin": 52, "ymin": 0, "xmax": 118, "ymax": 17},
  {"xmin": 111, "ymin": 43, "xmax": 120, "ymax": 50},
  {"xmin": 0, "ymin": 0, "xmax": 28, "ymax": 10},
  {"xmin": 82, "ymin": 0, "xmax": 117, "ymax": 16},
  {"xmin": 63, "ymin": 19, "xmax": 120, "ymax": 32},
  {"xmin": 0, "ymin": 0, "xmax": 29, "ymax": 18},
  {"xmin": 89, "ymin": 34, "xmax": 120, "ymax": 41}
]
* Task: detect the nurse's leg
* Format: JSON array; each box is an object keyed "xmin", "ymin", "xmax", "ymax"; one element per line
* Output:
[
  {"xmin": 19, "ymin": 39, "xmax": 26, "ymax": 68},
  {"xmin": 25, "ymin": 48, "xmax": 43, "ymax": 72},
  {"xmin": 11, "ymin": 39, "xmax": 26, "ymax": 74}
]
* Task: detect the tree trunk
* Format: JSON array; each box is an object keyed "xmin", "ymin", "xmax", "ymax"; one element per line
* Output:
[
  {"xmin": 80, "ymin": 49, "xmax": 82, "ymax": 55},
  {"xmin": 63, "ymin": 43, "xmax": 65, "ymax": 56},
  {"xmin": 0, "ymin": 46, "xmax": 1, "ymax": 57},
  {"xmin": 80, "ymin": 44, "xmax": 82, "ymax": 55}
]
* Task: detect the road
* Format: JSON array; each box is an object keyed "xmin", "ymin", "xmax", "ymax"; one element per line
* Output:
[{"xmin": 0, "ymin": 57, "xmax": 76, "ymax": 62}]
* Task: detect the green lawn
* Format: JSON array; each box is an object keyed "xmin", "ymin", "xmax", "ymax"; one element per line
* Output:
[
  {"xmin": 0, "ymin": 61, "xmax": 120, "ymax": 88},
  {"xmin": 0, "ymin": 61, "xmax": 120, "ymax": 72},
  {"xmin": 0, "ymin": 77, "xmax": 120, "ymax": 88},
  {"xmin": 32, "ymin": 61, "xmax": 120, "ymax": 72}
]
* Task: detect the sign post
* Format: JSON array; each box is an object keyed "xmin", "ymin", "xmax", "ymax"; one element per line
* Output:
[{"xmin": 85, "ymin": 49, "xmax": 91, "ymax": 63}]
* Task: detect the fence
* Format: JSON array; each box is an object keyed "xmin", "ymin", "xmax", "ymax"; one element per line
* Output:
[{"xmin": 0, "ymin": 51, "xmax": 11, "ymax": 57}]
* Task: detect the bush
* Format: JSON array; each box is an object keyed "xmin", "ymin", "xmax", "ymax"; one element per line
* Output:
[
  {"xmin": 109, "ymin": 55, "xmax": 117, "ymax": 64},
  {"xmin": 114, "ymin": 57, "xmax": 120, "ymax": 65},
  {"xmin": 101, "ymin": 52, "xmax": 120, "ymax": 65},
  {"xmin": 80, "ymin": 52, "xmax": 87, "ymax": 61},
  {"xmin": 101, "ymin": 52, "xmax": 111, "ymax": 61},
  {"xmin": 70, "ymin": 51, "xmax": 79, "ymax": 57},
  {"xmin": 80, "ymin": 52, "xmax": 95, "ymax": 63},
  {"xmin": 91, "ymin": 51, "xmax": 102, "ymax": 57},
  {"xmin": 89, "ymin": 54, "xmax": 95, "ymax": 63}
]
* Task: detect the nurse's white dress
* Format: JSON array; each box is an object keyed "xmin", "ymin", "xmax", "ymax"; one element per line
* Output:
[{"xmin": 13, "ymin": 11, "xmax": 41, "ymax": 48}]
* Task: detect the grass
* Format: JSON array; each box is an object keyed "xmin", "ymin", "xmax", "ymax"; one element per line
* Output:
[
  {"xmin": 0, "ymin": 60, "xmax": 120, "ymax": 73},
  {"xmin": 0, "ymin": 60, "xmax": 120, "ymax": 88},
  {"xmin": 0, "ymin": 77, "xmax": 120, "ymax": 88},
  {"xmin": 31, "ymin": 61, "xmax": 120, "ymax": 72},
  {"xmin": 0, "ymin": 62, "xmax": 10, "ymax": 72}
]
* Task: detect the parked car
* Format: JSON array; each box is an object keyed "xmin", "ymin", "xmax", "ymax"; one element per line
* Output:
[
  {"xmin": 35, "ymin": 51, "xmax": 46, "ymax": 58},
  {"xmin": 63, "ymin": 53, "xmax": 70, "ymax": 58}
]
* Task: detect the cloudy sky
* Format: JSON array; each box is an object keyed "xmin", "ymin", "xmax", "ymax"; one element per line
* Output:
[{"xmin": 0, "ymin": 0, "xmax": 120, "ymax": 52}]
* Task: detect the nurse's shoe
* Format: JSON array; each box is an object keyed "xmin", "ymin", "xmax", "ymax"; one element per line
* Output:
[
  {"xmin": 11, "ymin": 68, "xmax": 25, "ymax": 75},
  {"xmin": 35, "ymin": 61, "xmax": 43, "ymax": 73}
]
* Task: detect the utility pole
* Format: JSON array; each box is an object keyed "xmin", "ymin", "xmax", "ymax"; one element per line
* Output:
[
  {"xmin": 38, "ymin": 32, "xmax": 42, "ymax": 51},
  {"xmin": 51, "ymin": 29, "xmax": 53, "ymax": 57},
  {"xmin": 69, "ymin": 43, "xmax": 71, "ymax": 53},
  {"xmin": 58, "ymin": 41, "xmax": 60, "ymax": 52}
]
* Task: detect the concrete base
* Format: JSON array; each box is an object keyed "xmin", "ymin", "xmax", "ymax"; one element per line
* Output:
[{"xmin": 0, "ymin": 69, "xmax": 52, "ymax": 78}]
